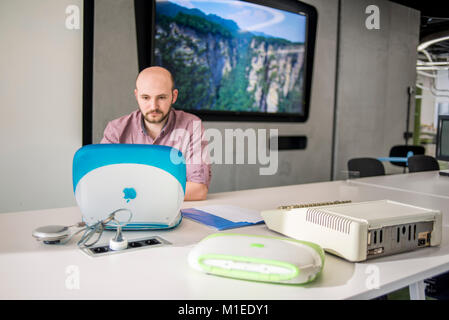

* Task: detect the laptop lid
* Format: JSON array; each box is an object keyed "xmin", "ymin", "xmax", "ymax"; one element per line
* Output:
[{"xmin": 72, "ymin": 144, "xmax": 186, "ymax": 230}]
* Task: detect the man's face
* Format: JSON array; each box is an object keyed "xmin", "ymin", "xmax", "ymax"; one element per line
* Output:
[{"xmin": 134, "ymin": 73, "xmax": 178, "ymax": 124}]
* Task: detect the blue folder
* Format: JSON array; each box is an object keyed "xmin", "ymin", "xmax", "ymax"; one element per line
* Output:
[{"xmin": 181, "ymin": 208, "xmax": 264, "ymax": 231}]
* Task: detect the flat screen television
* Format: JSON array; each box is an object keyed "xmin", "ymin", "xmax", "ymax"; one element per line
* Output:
[
  {"xmin": 436, "ymin": 114, "xmax": 449, "ymax": 162},
  {"xmin": 135, "ymin": 0, "xmax": 317, "ymax": 122}
]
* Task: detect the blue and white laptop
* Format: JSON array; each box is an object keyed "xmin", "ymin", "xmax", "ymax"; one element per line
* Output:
[{"xmin": 72, "ymin": 144, "xmax": 186, "ymax": 230}]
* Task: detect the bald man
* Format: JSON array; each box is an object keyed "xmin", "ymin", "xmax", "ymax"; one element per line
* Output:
[{"xmin": 101, "ymin": 67, "xmax": 211, "ymax": 201}]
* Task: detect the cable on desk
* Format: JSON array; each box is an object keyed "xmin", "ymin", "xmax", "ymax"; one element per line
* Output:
[{"xmin": 58, "ymin": 208, "xmax": 133, "ymax": 248}]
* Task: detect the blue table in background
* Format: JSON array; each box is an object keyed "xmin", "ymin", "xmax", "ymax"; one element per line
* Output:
[{"xmin": 377, "ymin": 151, "xmax": 414, "ymax": 164}]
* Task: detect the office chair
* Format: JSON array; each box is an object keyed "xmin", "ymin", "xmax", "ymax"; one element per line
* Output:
[
  {"xmin": 389, "ymin": 145, "xmax": 425, "ymax": 168},
  {"xmin": 407, "ymin": 155, "xmax": 440, "ymax": 173},
  {"xmin": 347, "ymin": 157, "xmax": 385, "ymax": 178}
]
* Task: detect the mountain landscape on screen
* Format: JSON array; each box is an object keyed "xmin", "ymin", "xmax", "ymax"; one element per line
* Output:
[{"xmin": 154, "ymin": 1, "xmax": 306, "ymax": 114}]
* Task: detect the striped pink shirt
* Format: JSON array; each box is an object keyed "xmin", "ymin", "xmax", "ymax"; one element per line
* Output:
[{"xmin": 101, "ymin": 108, "xmax": 211, "ymax": 188}]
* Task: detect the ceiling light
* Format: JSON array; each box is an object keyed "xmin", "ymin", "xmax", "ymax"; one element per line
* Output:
[
  {"xmin": 418, "ymin": 35, "xmax": 449, "ymax": 51},
  {"xmin": 416, "ymin": 66, "xmax": 449, "ymax": 71},
  {"xmin": 417, "ymin": 60, "xmax": 449, "ymax": 66}
]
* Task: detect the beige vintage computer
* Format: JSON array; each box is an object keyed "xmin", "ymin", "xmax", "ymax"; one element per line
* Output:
[{"xmin": 261, "ymin": 200, "xmax": 442, "ymax": 262}]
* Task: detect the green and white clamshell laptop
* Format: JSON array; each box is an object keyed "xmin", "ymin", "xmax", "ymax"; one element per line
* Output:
[{"xmin": 188, "ymin": 233, "xmax": 325, "ymax": 284}]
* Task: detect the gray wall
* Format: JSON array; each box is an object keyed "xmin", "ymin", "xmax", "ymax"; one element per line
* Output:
[
  {"xmin": 0, "ymin": 0, "xmax": 83, "ymax": 213},
  {"xmin": 93, "ymin": 0, "xmax": 139, "ymax": 145},
  {"xmin": 334, "ymin": 0, "xmax": 420, "ymax": 177},
  {"xmin": 93, "ymin": 0, "xmax": 419, "ymax": 193}
]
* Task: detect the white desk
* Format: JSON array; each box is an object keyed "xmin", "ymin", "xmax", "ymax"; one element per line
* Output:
[
  {"xmin": 1, "ymin": 180, "xmax": 449, "ymax": 300},
  {"xmin": 348, "ymin": 171, "xmax": 449, "ymax": 200}
]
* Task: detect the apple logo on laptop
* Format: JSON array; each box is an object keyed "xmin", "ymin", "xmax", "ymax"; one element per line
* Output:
[{"xmin": 123, "ymin": 187, "xmax": 137, "ymax": 203}]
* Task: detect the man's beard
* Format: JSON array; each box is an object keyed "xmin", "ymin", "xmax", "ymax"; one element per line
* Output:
[{"xmin": 143, "ymin": 106, "xmax": 171, "ymax": 124}]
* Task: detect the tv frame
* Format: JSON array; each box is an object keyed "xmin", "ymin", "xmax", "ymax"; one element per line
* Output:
[
  {"xmin": 436, "ymin": 114, "xmax": 449, "ymax": 162},
  {"xmin": 82, "ymin": 0, "xmax": 94, "ymax": 145},
  {"xmin": 135, "ymin": 0, "xmax": 318, "ymax": 122}
]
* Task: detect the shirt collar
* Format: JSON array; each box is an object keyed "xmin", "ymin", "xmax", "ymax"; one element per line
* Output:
[{"xmin": 140, "ymin": 108, "xmax": 175, "ymax": 137}]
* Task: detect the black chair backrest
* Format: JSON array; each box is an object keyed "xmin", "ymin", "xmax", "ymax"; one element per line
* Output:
[
  {"xmin": 408, "ymin": 155, "xmax": 440, "ymax": 173},
  {"xmin": 389, "ymin": 145, "xmax": 425, "ymax": 167},
  {"xmin": 347, "ymin": 157, "xmax": 385, "ymax": 178}
]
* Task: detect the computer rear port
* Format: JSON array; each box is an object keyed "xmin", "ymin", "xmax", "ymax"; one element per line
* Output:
[
  {"xmin": 368, "ymin": 247, "xmax": 384, "ymax": 256},
  {"xmin": 418, "ymin": 231, "xmax": 430, "ymax": 247}
]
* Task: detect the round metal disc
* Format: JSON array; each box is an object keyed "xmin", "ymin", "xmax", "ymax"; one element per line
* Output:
[{"xmin": 32, "ymin": 225, "xmax": 70, "ymax": 242}]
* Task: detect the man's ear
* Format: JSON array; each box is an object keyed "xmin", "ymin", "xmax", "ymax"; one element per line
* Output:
[
  {"xmin": 134, "ymin": 88, "xmax": 138, "ymax": 100},
  {"xmin": 172, "ymin": 89, "xmax": 179, "ymax": 104}
]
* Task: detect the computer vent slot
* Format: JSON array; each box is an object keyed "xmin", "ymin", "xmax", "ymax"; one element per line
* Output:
[{"xmin": 306, "ymin": 208, "xmax": 352, "ymax": 234}]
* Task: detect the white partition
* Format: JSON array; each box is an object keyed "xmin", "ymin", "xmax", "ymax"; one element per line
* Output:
[{"xmin": 0, "ymin": 0, "xmax": 83, "ymax": 213}]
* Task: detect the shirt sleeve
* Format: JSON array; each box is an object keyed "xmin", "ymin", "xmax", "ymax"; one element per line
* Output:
[
  {"xmin": 100, "ymin": 122, "xmax": 119, "ymax": 144},
  {"xmin": 184, "ymin": 119, "xmax": 212, "ymax": 188}
]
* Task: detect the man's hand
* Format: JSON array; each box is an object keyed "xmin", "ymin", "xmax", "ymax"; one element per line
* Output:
[{"xmin": 185, "ymin": 181, "xmax": 208, "ymax": 201}]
